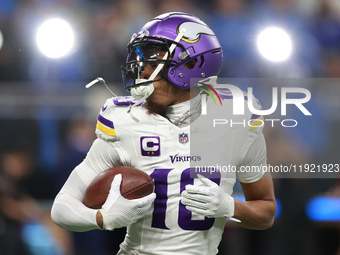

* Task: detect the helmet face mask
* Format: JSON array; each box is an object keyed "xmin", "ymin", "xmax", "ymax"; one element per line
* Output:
[
  {"xmin": 121, "ymin": 38, "xmax": 173, "ymax": 89},
  {"xmin": 121, "ymin": 12, "xmax": 223, "ymax": 91}
]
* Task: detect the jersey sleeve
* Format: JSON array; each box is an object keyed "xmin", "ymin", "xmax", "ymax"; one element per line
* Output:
[
  {"xmin": 95, "ymin": 98, "xmax": 119, "ymax": 143},
  {"xmin": 51, "ymin": 168, "xmax": 99, "ymax": 232},
  {"xmin": 95, "ymin": 96, "xmax": 140, "ymax": 143},
  {"xmin": 236, "ymin": 132, "xmax": 267, "ymax": 183},
  {"xmin": 247, "ymin": 93, "xmax": 264, "ymax": 132},
  {"xmin": 78, "ymin": 138, "xmax": 123, "ymax": 185},
  {"xmin": 236, "ymin": 93, "xmax": 266, "ymax": 183}
]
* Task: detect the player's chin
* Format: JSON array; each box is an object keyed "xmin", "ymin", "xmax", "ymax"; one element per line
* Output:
[{"xmin": 145, "ymin": 99, "xmax": 166, "ymax": 116}]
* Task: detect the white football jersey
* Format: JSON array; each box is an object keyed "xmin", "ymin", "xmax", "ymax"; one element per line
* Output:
[{"xmin": 94, "ymin": 93, "xmax": 266, "ymax": 255}]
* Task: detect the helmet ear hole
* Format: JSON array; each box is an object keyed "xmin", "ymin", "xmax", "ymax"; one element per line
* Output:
[
  {"xmin": 184, "ymin": 58, "xmax": 197, "ymax": 70},
  {"xmin": 199, "ymin": 55, "xmax": 205, "ymax": 68}
]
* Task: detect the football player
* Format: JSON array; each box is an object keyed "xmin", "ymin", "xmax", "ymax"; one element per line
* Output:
[{"xmin": 51, "ymin": 12, "xmax": 276, "ymax": 255}]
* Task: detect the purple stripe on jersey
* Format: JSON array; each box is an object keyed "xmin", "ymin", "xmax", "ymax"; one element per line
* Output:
[
  {"xmin": 251, "ymin": 114, "xmax": 261, "ymax": 121},
  {"xmin": 218, "ymin": 90, "xmax": 232, "ymax": 95},
  {"xmin": 218, "ymin": 94, "xmax": 249, "ymax": 101},
  {"xmin": 97, "ymin": 114, "xmax": 114, "ymax": 128},
  {"xmin": 219, "ymin": 94, "xmax": 233, "ymax": 100},
  {"xmin": 113, "ymin": 96, "xmax": 142, "ymax": 106},
  {"xmin": 217, "ymin": 89, "xmax": 249, "ymax": 101}
]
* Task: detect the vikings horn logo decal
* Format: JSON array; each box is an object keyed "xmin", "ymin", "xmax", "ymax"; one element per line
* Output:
[{"xmin": 178, "ymin": 22, "xmax": 215, "ymax": 43}]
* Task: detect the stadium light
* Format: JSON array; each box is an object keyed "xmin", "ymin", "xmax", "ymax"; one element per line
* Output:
[
  {"xmin": 257, "ymin": 27, "xmax": 292, "ymax": 62},
  {"xmin": 306, "ymin": 197, "xmax": 340, "ymax": 222},
  {"xmin": 36, "ymin": 18, "xmax": 75, "ymax": 59},
  {"xmin": 0, "ymin": 30, "xmax": 3, "ymax": 51}
]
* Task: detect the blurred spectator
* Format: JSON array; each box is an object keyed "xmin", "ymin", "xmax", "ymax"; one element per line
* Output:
[
  {"xmin": 153, "ymin": 0, "xmax": 199, "ymax": 16},
  {"xmin": 312, "ymin": 0, "xmax": 340, "ymax": 53},
  {"xmin": 0, "ymin": 149, "xmax": 37, "ymax": 255},
  {"xmin": 56, "ymin": 119, "xmax": 96, "ymax": 191},
  {"xmin": 208, "ymin": 0, "xmax": 256, "ymax": 77},
  {"xmin": 0, "ymin": 149, "xmax": 72, "ymax": 255},
  {"xmin": 88, "ymin": 0, "xmax": 153, "ymax": 84},
  {"xmin": 0, "ymin": 0, "xmax": 17, "ymax": 20},
  {"xmin": 323, "ymin": 50, "xmax": 340, "ymax": 77}
]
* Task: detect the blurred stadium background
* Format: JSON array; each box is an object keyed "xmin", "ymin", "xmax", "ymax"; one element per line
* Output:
[{"xmin": 0, "ymin": 0, "xmax": 339, "ymax": 254}]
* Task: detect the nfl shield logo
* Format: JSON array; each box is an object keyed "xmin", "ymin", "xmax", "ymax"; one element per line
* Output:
[{"xmin": 179, "ymin": 133, "xmax": 189, "ymax": 144}]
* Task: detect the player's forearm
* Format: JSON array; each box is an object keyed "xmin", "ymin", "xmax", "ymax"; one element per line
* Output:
[
  {"xmin": 233, "ymin": 198, "xmax": 276, "ymax": 230},
  {"xmin": 51, "ymin": 192, "xmax": 100, "ymax": 232}
]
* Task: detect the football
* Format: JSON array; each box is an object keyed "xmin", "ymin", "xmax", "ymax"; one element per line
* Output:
[{"xmin": 83, "ymin": 166, "xmax": 154, "ymax": 209}]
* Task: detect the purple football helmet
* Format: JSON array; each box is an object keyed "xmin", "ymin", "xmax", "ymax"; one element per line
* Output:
[{"xmin": 121, "ymin": 12, "xmax": 223, "ymax": 90}]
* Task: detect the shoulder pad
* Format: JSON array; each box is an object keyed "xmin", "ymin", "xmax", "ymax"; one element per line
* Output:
[
  {"xmin": 246, "ymin": 93, "xmax": 264, "ymax": 132},
  {"xmin": 95, "ymin": 97, "xmax": 136, "ymax": 142},
  {"xmin": 216, "ymin": 88, "xmax": 248, "ymax": 102},
  {"xmin": 216, "ymin": 88, "xmax": 264, "ymax": 132}
]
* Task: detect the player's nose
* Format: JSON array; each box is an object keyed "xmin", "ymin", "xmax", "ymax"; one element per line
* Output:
[{"xmin": 141, "ymin": 64, "xmax": 153, "ymax": 80}]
